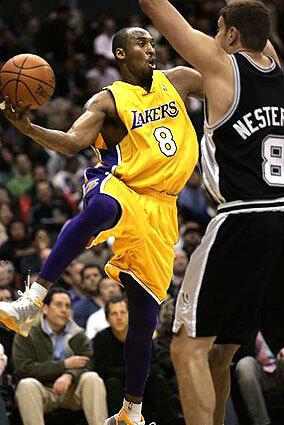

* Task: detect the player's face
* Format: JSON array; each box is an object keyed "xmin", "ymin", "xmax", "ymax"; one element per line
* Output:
[{"xmin": 124, "ymin": 30, "xmax": 156, "ymax": 84}]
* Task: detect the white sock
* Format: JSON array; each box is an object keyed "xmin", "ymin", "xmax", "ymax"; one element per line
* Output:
[
  {"xmin": 123, "ymin": 399, "xmax": 142, "ymax": 423},
  {"xmin": 29, "ymin": 282, "xmax": 48, "ymax": 301}
]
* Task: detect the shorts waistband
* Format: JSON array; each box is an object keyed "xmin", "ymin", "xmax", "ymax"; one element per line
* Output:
[
  {"xmin": 133, "ymin": 187, "xmax": 177, "ymax": 204},
  {"xmin": 218, "ymin": 197, "xmax": 284, "ymax": 214}
]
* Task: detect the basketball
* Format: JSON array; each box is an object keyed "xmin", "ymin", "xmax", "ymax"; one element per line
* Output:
[{"xmin": 0, "ymin": 54, "xmax": 55, "ymax": 110}]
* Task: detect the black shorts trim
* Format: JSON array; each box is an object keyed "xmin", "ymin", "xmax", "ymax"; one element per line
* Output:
[{"xmin": 218, "ymin": 200, "xmax": 284, "ymax": 214}]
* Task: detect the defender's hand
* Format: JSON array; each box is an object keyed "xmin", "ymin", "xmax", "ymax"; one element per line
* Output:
[{"xmin": 3, "ymin": 99, "xmax": 32, "ymax": 135}]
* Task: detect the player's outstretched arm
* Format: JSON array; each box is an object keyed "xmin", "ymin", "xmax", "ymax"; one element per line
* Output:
[
  {"xmin": 3, "ymin": 90, "xmax": 113, "ymax": 155},
  {"xmin": 139, "ymin": 0, "xmax": 223, "ymax": 73}
]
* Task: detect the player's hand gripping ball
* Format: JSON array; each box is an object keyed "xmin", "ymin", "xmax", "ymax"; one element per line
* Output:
[{"xmin": 0, "ymin": 54, "xmax": 55, "ymax": 110}]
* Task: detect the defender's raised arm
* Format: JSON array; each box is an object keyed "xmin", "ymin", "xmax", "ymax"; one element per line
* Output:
[{"xmin": 139, "ymin": 0, "xmax": 226, "ymax": 74}]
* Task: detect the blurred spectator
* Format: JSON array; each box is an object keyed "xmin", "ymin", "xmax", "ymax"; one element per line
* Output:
[
  {"xmin": 38, "ymin": 97, "xmax": 81, "ymax": 133},
  {"xmin": 19, "ymin": 228, "xmax": 51, "ymax": 276},
  {"xmin": 0, "ymin": 203, "xmax": 15, "ymax": 231},
  {"xmin": 18, "ymin": 165, "xmax": 49, "ymax": 222},
  {"xmin": 180, "ymin": 220, "xmax": 202, "ymax": 258},
  {"xmin": 86, "ymin": 54, "xmax": 120, "ymax": 93},
  {"xmin": 93, "ymin": 18, "xmax": 116, "ymax": 61},
  {"xmin": 52, "ymin": 155, "xmax": 83, "ymax": 208},
  {"xmin": 6, "ymin": 153, "xmax": 33, "ymax": 200},
  {"xmin": 235, "ymin": 331, "xmax": 284, "ymax": 425},
  {"xmin": 0, "ymin": 148, "xmax": 14, "ymax": 185},
  {"xmin": 28, "ymin": 180, "xmax": 73, "ymax": 238},
  {"xmin": 86, "ymin": 277, "xmax": 121, "ymax": 340},
  {"xmin": 0, "ymin": 220, "xmax": 8, "ymax": 247},
  {"xmin": 156, "ymin": 44, "xmax": 174, "ymax": 70},
  {"xmin": 0, "ymin": 288, "xmax": 13, "ymax": 303},
  {"xmin": 185, "ymin": 96, "xmax": 204, "ymax": 141},
  {"xmin": 0, "ymin": 220, "xmax": 33, "ymax": 270},
  {"xmin": 0, "ymin": 261, "xmax": 16, "ymax": 292},
  {"xmin": 13, "ymin": 287, "xmax": 107, "ymax": 425},
  {"xmin": 0, "ymin": 27, "xmax": 21, "ymax": 63},
  {"xmin": 0, "ymin": 287, "xmax": 15, "ymax": 375},
  {"xmin": 0, "ymin": 343, "xmax": 9, "ymax": 425},
  {"xmin": 15, "ymin": 1, "xmax": 34, "ymax": 32},
  {"xmin": 93, "ymin": 296, "xmax": 181, "ymax": 424},
  {"xmin": 37, "ymin": 5, "xmax": 71, "ymax": 63},
  {"xmin": 58, "ymin": 260, "xmax": 85, "ymax": 305},
  {"xmin": 78, "ymin": 242, "xmax": 112, "ymax": 268},
  {"xmin": 268, "ymin": 1, "xmax": 284, "ymax": 60},
  {"xmin": 168, "ymin": 247, "xmax": 189, "ymax": 298},
  {"xmin": 56, "ymin": 57, "xmax": 88, "ymax": 106},
  {"xmin": 33, "ymin": 227, "xmax": 50, "ymax": 251},
  {"xmin": 0, "ymin": 185, "xmax": 14, "ymax": 207},
  {"xmin": 32, "ymin": 164, "xmax": 47, "ymax": 183},
  {"xmin": 72, "ymin": 264, "xmax": 103, "ymax": 328},
  {"xmin": 178, "ymin": 169, "xmax": 212, "ymax": 230},
  {"xmin": 19, "ymin": 17, "xmax": 41, "ymax": 54}
]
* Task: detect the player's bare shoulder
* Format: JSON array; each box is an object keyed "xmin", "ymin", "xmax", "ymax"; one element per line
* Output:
[
  {"xmin": 85, "ymin": 89, "xmax": 118, "ymax": 120},
  {"xmin": 163, "ymin": 67, "xmax": 204, "ymax": 101}
]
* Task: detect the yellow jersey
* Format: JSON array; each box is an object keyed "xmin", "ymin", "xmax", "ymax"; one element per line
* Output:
[{"xmin": 89, "ymin": 70, "xmax": 198, "ymax": 196}]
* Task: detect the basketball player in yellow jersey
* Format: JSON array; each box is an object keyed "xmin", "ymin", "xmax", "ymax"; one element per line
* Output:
[{"xmin": 1, "ymin": 27, "xmax": 202, "ymax": 425}]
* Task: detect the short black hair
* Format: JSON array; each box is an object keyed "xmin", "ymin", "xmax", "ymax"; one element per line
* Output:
[
  {"xmin": 105, "ymin": 295, "xmax": 128, "ymax": 319},
  {"xmin": 112, "ymin": 27, "xmax": 132, "ymax": 59},
  {"xmin": 220, "ymin": 0, "xmax": 270, "ymax": 52},
  {"xmin": 44, "ymin": 287, "xmax": 71, "ymax": 306}
]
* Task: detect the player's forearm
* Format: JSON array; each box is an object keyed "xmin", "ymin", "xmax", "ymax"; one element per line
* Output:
[{"xmin": 27, "ymin": 124, "xmax": 80, "ymax": 155}]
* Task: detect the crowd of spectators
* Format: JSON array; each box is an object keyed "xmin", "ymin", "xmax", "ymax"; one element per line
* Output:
[{"xmin": 0, "ymin": 0, "xmax": 284, "ymax": 424}]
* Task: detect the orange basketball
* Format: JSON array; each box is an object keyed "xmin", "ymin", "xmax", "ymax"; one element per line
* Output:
[{"xmin": 0, "ymin": 54, "xmax": 55, "ymax": 110}]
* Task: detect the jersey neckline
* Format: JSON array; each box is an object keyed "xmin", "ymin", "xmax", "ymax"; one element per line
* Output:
[
  {"xmin": 113, "ymin": 70, "xmax": 159, "ymax": 95},
  {"xmin": 238, "ymin": 52, "xmax": 276, "ymax": 73}
]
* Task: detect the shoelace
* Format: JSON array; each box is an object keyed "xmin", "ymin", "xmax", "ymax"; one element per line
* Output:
[{"xmin": 15, "ymin": 278, "xmax": 40, "ymax": 322}]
